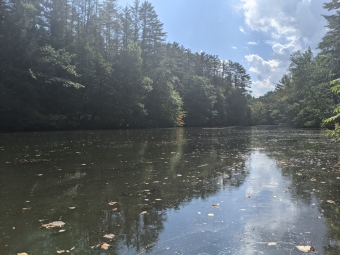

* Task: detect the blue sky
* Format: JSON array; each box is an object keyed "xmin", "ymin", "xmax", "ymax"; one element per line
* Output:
[{"xmin": 119, "ymin": 0, "xmax": 329, "ymax": 97}]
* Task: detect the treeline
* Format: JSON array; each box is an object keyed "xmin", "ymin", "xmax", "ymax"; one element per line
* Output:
[
  {"xmin": 0, "ymin": 0, "xmax": 252, "ymax": 131},
  {"xmin": 248, "ymin": 0, "xmax": 340, "ymax": 132}
]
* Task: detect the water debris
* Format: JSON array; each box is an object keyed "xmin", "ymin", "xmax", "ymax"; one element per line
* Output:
[
  {"xmin": 296, "ymin": 245, "xmax": 315, "ymax": 252},
  {"xmin": 108, "ymin": 202, "xmax": 117, "ymax": 206},
  {"xmin": 103, "ymin": 234, "xmax": 115, "ymax": 239},
  {"xmin": 56, "ymin": 250, "xmax": 66, "ymax": 253},
  {"xmin": 211, "ymin": 205, "xmax": 219, "ymax": 208},
  {"xmin": 177, "ymin": 174, "xmax": 182, "ymax": 177},
  {"xmin": 155, "ymin": 198, "xmax": 162, "ymax": 201},
  {"xmin": 17, "ymin": 253, "xmax": 28, "ymax": 255},
  {"xmin": 208, "ymin": 213, "xmax": 214, "ymax": 217},
  {"xmin": 141, "ymin": 211, "xmax": 147, "ymax": 215},
  {"xmin": 267, "ymin": 242, "xmax": 277, "ymax": 246},
  {"xmin": 101, "ymin": 242, "xmax": 110, "ymax": 250},
  {"xmin": 37, "ymin": 174, "xmax": 43, "ymax": 176},
  {"xmin": 327, "ymin": 200, "xmax": 336, "ymax": 204},
  {"xmin": 69, "ymin": 207, "xmax": 76, "ymax": 210},
  {"xmin": 246, "ymin": 195, "xmax": 251, "ymax": 198},
  {"xmin": 41, "ymin": 221, "xmax": 65, "ymax": 229},
  {"xmin": 310, "ymin": 178, "xmax": 316, "ymax": 182},
  {"xmin": 112, "ymin": 208, "xmax": 118, "ymax": 211}
]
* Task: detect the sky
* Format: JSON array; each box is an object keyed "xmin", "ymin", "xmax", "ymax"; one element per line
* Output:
[{"xmin": 118, "ymin": 0, "xmax": 329, "ymax": 97}]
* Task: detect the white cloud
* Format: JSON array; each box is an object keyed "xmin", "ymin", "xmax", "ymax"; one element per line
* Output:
[
  {"xmin": 239, "ymin": 26, "xmax": 246, "ymax": 34},
  {"xmin": 245, "ymin": 54, "xmax": 284, "ymax": 96},
  {"xmin": 239, "ymin": 0, "xmax": 328, "ymax": 96},
  {"xmin": 232, "ymin": 46, "xmax": 238, "ymax": 49},
  {"xmin": 247, "ymin": 41, "xmax": 258, "ymax": 45}
]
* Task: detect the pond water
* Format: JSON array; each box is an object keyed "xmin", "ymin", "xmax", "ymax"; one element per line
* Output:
[{"xmin": 0, "ymin": 126, "xmax": 339, "ymax": 255}]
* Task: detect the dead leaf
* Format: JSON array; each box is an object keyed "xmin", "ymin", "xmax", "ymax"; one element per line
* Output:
[
  {"xmin": 108, "ymin": 202, "xmax": 117, "ymax": 206},
  {"xmin": 112, "ymin": 208, "xmax": 118, "ymax": 211},
  {"xmin": 155, "ymin": 198, "xmax": 162, "ymax": 201},
  {"xmin": 140, "ymin": 211, "xmax": 147, "ymax": 215},
  {"xmin": 103, "ymin": 234, "xmax": 115, "ymax": 239},
  {"xmin": 69, "ymin": 207, "xmax": 76, "ymax": 210},
  {"xmin": 59, "ymin": 229, "xmax": 66, "ymax": 233},
  {"xmin": 310, "ymin": 178, "xmax": 316, "ymax": 182},
  {"xmin": 211, "ymin": 205, "xmax": 219, "ymax": 208},
  {"xmin": 101, "ymin": 242, "xmax": 110, "ymax": 250},
  {"xmin": 41, "ymin": 221, "xmax": 65, "ymax": 229},
  {"xmin": 37, "ymin": 174, "xmax": 43, "ymax": 176},
  {"xmin": 296, "ymin": 246, "xmax": 314, "ymax": 252},
  {"xmin": 56, "ymin": 250, "xmax": 65, "ymax": 254},
  {"xmin": 327, "ymin": 200, "xmax": 336, "ymax": 204},
  {"xmin": 17, "ymin": 253, "xmax": 28, "ymax": 255}
]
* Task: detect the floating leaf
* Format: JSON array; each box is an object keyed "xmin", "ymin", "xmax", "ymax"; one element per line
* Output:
[
  {"xmin": 112, "ymin": 208, "xmax": 118, "ymax": 211},
  {"xmin": 268, "ymin": 242, "xmax": 277, "ymax": 246},
  {"xmin": 310, "ymin": 178, "xmax": 316, "ymax": 182},
  {"xmin": 17, "ymin": 253, "xmax": 28, "ymax": 255},
  {"xmin": 69, "ymin": 207, "xmax": 76, "ymax": 210},
  {"xmin": 101, "ymin": 242, "xmax": 110, "ymax": 250},
  {"xmin": 211, "ymin": 205, "xmax": 219, "ymax": 208},
  {"xmin": 296, "ymin": 246, "xmax": 314, "ymax": 252},
  {"xmin": 108, "ymin": 202, "xmax": 117, "ymax": 206},
  {"xmin": 56, "ymin": 250, "xmax": 65, "ymax": 254},
  {"xmin": 41, "ymin": 221, "xmax": 65, "ymax": 229},
  {"xmin": 327, "ymin": 200, "xmax": 336, "ymax": 204},
  {"xmin": 208, "ymin": 213, "xmax": 214, "ymax": 217},
  {"xmin": 140, "ymin": 211, "xmax": 147, "ymax": 215},
  {"xmin": 59, "ymin": 229, "xmax": 66, "ymax": 233},
  {"xmin": 155, "ymin": 198, "xmax": 162, "ymax": 201},
  {"xmin": 103, "ymin": 234, "xmax": 115, "ymax": 239},
  {"xmin": 37, "ymin": 174, "xmax": 43, "ymax": 176}
]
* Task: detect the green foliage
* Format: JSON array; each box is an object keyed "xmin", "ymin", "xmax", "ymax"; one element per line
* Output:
[{"xmin": 0, "ymin": 0, "xmax": 252, "ymax": 131}]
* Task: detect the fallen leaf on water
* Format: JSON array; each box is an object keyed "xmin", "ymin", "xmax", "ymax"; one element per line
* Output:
[
  {"xmin": 37, "ymin": 174, "xmax": 43, "ymax": 176},
  {"xmin": 41, "ymin": 221, "xmax": 65, "ymax": 229},
  {"xmin": 108, "ymin": 202, "xmax": 117, "ymax": 206},
  {"xmin": 22, "ymin": 208, "xmax": 30, "ymax": 211},
  {"xmin": 101, "ymin": 242, "xmax": 110, "ymax": 250},
  {"xmin": 103, "ymin": 234, "xmax": 115, "ymax": 239},
  {"xmin": 208, "ymin": 213, "xmax": 214, "ymax": 217},
  {"xmin": 17, "ymin": 253, "xmax": 28, "ymax": 255},
  {"xmin": 211, "ymin": 205, "xmax": 219, "ymax": 208},
  {"xmin": 310, "ymin": 178, "xmax": 316, "ymax": 182},
  {"xmin": 155, "ymin": 198, "xmax": 162, "ymax": 201},
  {"xmin": 268, "ymin": 242, "xmax": 277, "ymax": 246},
  {"xmin": 56, "ymin": 250, "xmax": 65, "ymax": 254},
  {"xmin": 327, "ymin": 200, "xmax": 336, "ymax": 204},
  {"xmin": 112, "ymin": 208, "xmax": 118, "ymax": 211},
  {"xmin": 69, "ymin": 207, "xmax": 76, "ymax": 210},
  {"xmin": 141, "ymin": 211, "xmax": 147, "ymax": 215},
  {"xmin": 296, "ymin": 246, "xmax": 314, "ymax": 252},
  {"xmin": 59, "ymin": 229, "xmax": 66, "ymax": 233}
]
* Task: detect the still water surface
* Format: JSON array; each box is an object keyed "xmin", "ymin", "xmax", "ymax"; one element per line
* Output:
[{"xmin": 0, "ymin": 126, "xmax": 339, "ymax": 254}]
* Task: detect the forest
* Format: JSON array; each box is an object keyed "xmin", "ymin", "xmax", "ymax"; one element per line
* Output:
[
  {"xmin": 1, "ymin": 0, "xmax": 339, "ymax": 134},
  {"xmin": 248, "ymin": 0, "xmax": 340, "ymax": 137},
  {"xmin": 0, "ymin": 0, "xmax": 252, "ymax": 131}
]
